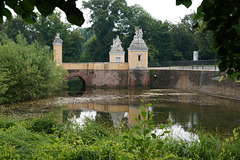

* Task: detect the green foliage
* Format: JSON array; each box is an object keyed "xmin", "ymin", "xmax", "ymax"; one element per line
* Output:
[
  {"xmin": 80, "ymin": 35, "xmax": 99, "ymax": 62},
  {"xmin": 27, "ymin": 114, "xmax": 60, "ymax": 134},
  {"xmin": 0, "ymin": 0, "xmax": 84, "ymax": 26},
  {"xmin": 0, "ymin": 34, "xmax": 67, "ymax": 104},
  {"xmin": 0, "ymin": 13, "xmax": 85, "ymax": 62},
  {"xmin": 0, "ymin": 16, "xmax": 33, "ymax": 43},
  {"xmin": 0, "ymin": 69, "xmax": 9, "ymax": 104},
  {"xmin": 0, "ymin": 112, "xmax": 240, "ymax": 159},
  {"xmin": 161, "ymin": 129, "xmax": 240, "ymax": 159},
  {"xmin": 33, "ymin": 12, "xmax": 85, "ymax": 62},
  {"xmin": 0, "ymin": 117, "xmax": 16, "ymax": 130},
  {"xmin": 176, "ymin": 0, "xmax": 192, "ymax": 8},
  {"xmin": 83, "ymin": 0, "xmax": 129, "ymax": 62},
  {"xmin": 78, "ymin": 118, "xmax": 111, "ymax": 145},
  {"xmin": 192, "ymin": 0, "xmax": 240, "ymax": 79},
  {"xmin": 121, "ymin": 100, "xmax": 170, "ymax": 159},
  {"xmin": 170, "ymin": 13, "xmax": 198, "ymax": 60},
  {"xmin": 194, "ymin": 26, "xmax": 216, "ymax": 60}
]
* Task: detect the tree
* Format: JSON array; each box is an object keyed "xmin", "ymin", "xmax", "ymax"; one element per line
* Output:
[
  {"xmin": 0, "ymin": 34, "xmax": 67, "ymax": 104},
  {"xmin": 169, "ymin": 14, "xmax": 198, "ymax": 60},
  {"xmin": 83, "ymin": 0, "xmax": 129, "ymax": 62},
  {"xmin": 194, "ymin": 25, "xmax": 216, "ymax": 60},
  {"xmin": 33, "ymin": 12, "xmax": 85, "ymax": 62},
  {"xmin": 0, "ymin": 16, "xmax": 33, "ymax": 43},
  {"xmin": 121, "ymin": 4, "xmax": 153, "ymax": 60},
  {"xmin": 146, "ymin": 20, "xmax": 184, "ymax": 61},
  {"xmin": 178, "ymin": 0, "xmax": 240, "ymax": 79},
  {"xmin": 0, "ymin": 0, "xmax": 84, "ymax": 26},
  {"xmin": 0, "ymin": 12, "xmax": 85, "ymax": 62},
  {"xmin": 80, "ymin": 35, "xmax": 100, "ymax": 62}
]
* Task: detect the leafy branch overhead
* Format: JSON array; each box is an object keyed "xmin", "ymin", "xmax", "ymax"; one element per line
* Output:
[
  {"xmin": 176, "ymin": 0, "xmax": 192, "ymax": 8},
  {"xmin": 0, "ymin": 0, "xmax": 84, "ymax": 26},
  {"xmin": 178, "ymin": 0, "xmax": 240, "ymax": 80}
]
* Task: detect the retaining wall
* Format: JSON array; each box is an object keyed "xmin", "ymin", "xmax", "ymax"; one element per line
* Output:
[{"xmin": 149, "ymin": 69, "xmax": 240, "ymax": 99}]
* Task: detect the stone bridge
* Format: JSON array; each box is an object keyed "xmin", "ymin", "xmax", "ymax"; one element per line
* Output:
[
  {"xmin": 62, "ymin": 62, "xmax": 149, "ymax": 88},
  {"xmin": 53, "ymin": 28, "xmax": 150, "ymax": 89},
  {"xmin": 52, "ymin": 30, "xmax": 240, "ymax": 99}
]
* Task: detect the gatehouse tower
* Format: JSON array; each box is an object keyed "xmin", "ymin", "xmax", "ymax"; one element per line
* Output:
[
  {"xmin": 128, "ymin": 27, "xmax": 148, "ymax": 69},
  {"xmin": 109, "ymin": 35, "xmax": 125, "ymax": 63},
  {"xmin": 53, "ymin": 33, "xmax": 63, "ymax": 65}
]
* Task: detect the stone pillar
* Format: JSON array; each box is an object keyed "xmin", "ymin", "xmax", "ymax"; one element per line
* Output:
[
  {"xmin": 53, "ymin": 33, "xmax": 63, "ymax": 65},
  {"xmin": 128, "ymin": 27, "xmax": 148, "ymax": 69},
  {"xmin": 127, "ymin": 27, "xmax": 149, "ymax": 88},
  {"xmin": 109, "ymin": 35, "xmax": 125, "ymax": 62}
]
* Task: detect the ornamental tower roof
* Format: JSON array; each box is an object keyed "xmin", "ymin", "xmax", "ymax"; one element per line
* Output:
[{"xmin": 128, "ymin": 27, "xmax": 148, "ymax": 51}]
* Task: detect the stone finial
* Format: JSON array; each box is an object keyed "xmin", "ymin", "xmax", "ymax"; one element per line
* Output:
[
  {"xmin": 128, "ymin": 27, "xmax": 148, "ymax": 51},
  {"xmin": 133, "ymin": 27, "xmax": 143, "ymax": 40},
  {"xmin": 110, "ymin": 35, "xmax": 124, "ymax": 52},
  {"xmin": 53, "ymin": 33, "xmax": 63, "ymax": 45}
]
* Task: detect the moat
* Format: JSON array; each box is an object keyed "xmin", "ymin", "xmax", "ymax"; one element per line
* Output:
[{"xmin": 1, "ymin": 88, "xmax": 240, "ymax": 137}]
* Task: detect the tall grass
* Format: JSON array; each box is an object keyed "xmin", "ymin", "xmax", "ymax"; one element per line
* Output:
[{"xmin": 0, "ymin": 113, "xmax": 239, "ymax": 159}]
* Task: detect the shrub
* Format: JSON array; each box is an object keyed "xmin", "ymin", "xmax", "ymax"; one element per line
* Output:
[
  {"xmin": 0, "ymin": 112, "xmax": 239, "ymax": 159},
  {"xmin": 0, "ymin": 34, "xmax": 67, "ymax": 104},
  {"xmin": 27, "ymin": 114, "xmax": 60, "ymax": 134},
  {"xmin": 0, "ymin": 117, "xmax": 16, "ymax": 130},
  {"xmin": 0, "ymin": 68, "xmax": 9, "ymax": 104}
]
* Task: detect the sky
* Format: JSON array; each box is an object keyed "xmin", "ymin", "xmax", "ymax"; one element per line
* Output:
[{"xmin": 76, "ymin": 0, "xmax": 203, "ymax": 28}]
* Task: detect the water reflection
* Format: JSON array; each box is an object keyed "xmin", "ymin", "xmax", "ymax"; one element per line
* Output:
[
  {"xmin": 153, "ymin": 124, "xmax": 199, "ymax": 141},
  {"xmin": 64, "ymin": 103, "xmax": 145, "ymax": 128},
  {"xmin": 1, "ymin": 89, "xmax": 240, "ymax": 136},
  {"xmin": 63, "ymin": 93, "xmax": 240, "ymax": 136},
  {"xmin": 151, "ymin": 102, "xmax": 240, "ymax": 133},
  {"xmin": 64, "ymin": 103, "xmax": 200, "ymax": 140}
]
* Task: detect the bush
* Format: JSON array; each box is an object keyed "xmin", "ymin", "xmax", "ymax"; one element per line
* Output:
[
  {"xmin": 0, "ymin": 117, "xmax": 16, "ymax": 130},
  {"xmin": 27, "ymin": 114, "xmax": 60, "ymax": 134},
  {"xmin": 0, "ymin": 113, "xmax": 239, "ymax": 159},
  {"xmin": 0, "ymin": 68, "xmax": 9, "ymax": 104},
  {"xmin": 0, "ymin": 34, "xmax": 67, "ymax": 104}
]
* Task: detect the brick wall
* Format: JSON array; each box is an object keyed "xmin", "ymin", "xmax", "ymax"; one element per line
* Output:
[{"xmin": 67, "ymin": 69, "xmax": 149, "ymax": 88}]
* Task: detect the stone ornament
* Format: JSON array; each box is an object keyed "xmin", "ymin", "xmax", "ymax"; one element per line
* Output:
[
  {"xmin": 53, "ymin": 33, "xmax": 63, "ymax": 45},
  {"xmin": 128, "ymin": 27, "xmax": 148, "ymax": 51},
  {"xmin": 134, "ymin": 27, "xmax": 143, "ymax": 41},
  {"xmin": 110, "ymin": 35, "xmax": 124, "ymax": 52}
]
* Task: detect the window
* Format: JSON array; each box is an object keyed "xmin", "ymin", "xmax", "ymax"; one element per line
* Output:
[
  {"xmin": 138, "ymin": 55, "xmax": 141, "ymax": 61},
  {"xmin": 115, "ymin": 57, "xmax": 121, "ymax": 62}
]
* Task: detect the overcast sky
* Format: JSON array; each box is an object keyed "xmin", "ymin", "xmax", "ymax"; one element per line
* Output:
[{"xmin": 76, "ymin": 0, "xmax": 203, "ymax": 27}]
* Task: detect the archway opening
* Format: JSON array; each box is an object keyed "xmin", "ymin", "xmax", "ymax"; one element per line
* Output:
[{"xmin": 67, "ymin": 76, "xmax": 86, "ymax": 96}]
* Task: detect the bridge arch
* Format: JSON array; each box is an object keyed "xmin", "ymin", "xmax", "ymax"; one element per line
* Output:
[{"xmin": 66, "ymin": 75, "xmax": 86, "ymax": 96}]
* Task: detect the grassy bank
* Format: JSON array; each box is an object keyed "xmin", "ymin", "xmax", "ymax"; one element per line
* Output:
[{"xmin": 0, "ymin": 112, "xmax": 239, "ymax": 159}]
